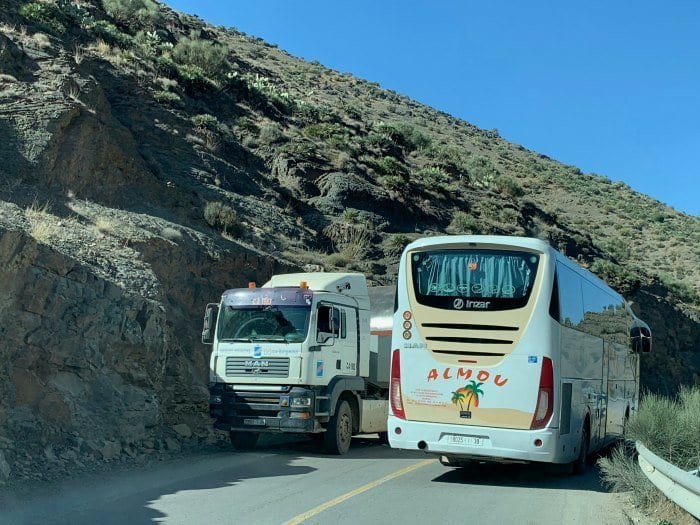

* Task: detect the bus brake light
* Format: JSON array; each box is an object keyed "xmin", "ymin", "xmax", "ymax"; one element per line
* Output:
[
  {"xmin": 390, "ymin": 349, "xmax": 406, "ymax": 420},
  {"xmin": 530, "ymin": 357, "xmax": 553, "ymax": 430}
]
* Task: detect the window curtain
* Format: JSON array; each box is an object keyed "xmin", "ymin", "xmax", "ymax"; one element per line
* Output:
[{"xmin": 417, "ymin": 254, "xmax": 533, "ymax": 298}]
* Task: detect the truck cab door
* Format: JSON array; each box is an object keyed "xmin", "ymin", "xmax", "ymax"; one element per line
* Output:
[{"xmin": 314, "ymin": 304, "xmax": 357, "ymax": 383}]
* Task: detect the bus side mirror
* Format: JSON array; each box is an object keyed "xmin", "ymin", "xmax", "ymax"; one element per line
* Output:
[
  {"xmin": 202, "ymin": 303, "xmax": 219, "ymax": 345},
  {"xmin": 630, "ymin": 326, "xmax": 652, "ymax": 354}
]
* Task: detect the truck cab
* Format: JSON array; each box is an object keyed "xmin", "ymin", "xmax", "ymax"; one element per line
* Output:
[{"xmin": 203, "ymin": 273, "xmax": 391, "ymax": 454}]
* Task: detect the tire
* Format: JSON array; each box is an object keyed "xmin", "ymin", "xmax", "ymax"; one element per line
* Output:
[
  {"xmin": 378, "ymin": 431, "xmax": 389, "ymax": 445},
  {"xmin": 324, "ymin": 400, "xmax": 353, "ymax": 455},
  {"xmin": 572, "ymin": 425, "xmax": 589, "ymax": 475},
  {"xmin": 230, "ymin": 431, "xmax": 259, "ymax": 450}
]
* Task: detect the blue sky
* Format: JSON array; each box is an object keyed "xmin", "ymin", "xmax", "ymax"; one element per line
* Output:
[{"xmin": 167, "ymin": 0, "xmax": 699, "ymax": 216}]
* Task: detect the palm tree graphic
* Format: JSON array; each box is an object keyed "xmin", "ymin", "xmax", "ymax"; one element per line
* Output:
[{"xmin": 451, "ymin": 380, "xmax": 485, "ymax": 411}]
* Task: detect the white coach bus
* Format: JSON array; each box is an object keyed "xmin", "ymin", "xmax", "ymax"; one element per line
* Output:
[{"xmin": 388, "ymin": 235, "xmax": 651, "ymax": 473}]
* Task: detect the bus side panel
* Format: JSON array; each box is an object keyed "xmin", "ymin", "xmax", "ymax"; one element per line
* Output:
[
  {"xmin": 606, "ymin": 341, "xmax": 637, "ymax": 443},
  {"xmin": 560, "ymin": 326, "xmax": 604, "ymax": 455}
]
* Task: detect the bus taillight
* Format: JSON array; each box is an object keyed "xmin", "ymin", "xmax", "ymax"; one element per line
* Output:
[
  {"xmin": 390, "ymin": 349, "xmax": 406, "ymax": 420},
  {"xmin": 530, "ymin": 357, "xmax": 554, "ymax": 430}
]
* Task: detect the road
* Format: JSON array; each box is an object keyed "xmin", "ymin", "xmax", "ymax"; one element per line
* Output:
[{"xmin": 0, "ymin": 435, "xmax": 631, "ymax": 525}]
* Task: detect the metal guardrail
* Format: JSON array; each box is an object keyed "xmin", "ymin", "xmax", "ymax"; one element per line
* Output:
[{"xmin": 636, "ymin": 442, "xmax": 700, "ymax": 519}]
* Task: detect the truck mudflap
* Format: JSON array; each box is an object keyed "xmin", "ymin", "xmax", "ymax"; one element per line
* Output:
[{"xmin": 209, "ymin": 384, "xmax": 323, "ymax": 433}]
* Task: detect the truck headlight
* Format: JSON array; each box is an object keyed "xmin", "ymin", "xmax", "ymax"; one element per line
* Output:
[{"xmin": 291, "ymin": 396, "xmax": 312, "ymax": 407}]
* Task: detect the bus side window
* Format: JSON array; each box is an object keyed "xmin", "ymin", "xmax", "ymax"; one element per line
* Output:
[
  {"xmin": 557, "ymin": 263, "xmax": 584, "ymax": 329},
  {"xmin": 549, "ymin": 271, "xmax": 560, "ymax": 321}
]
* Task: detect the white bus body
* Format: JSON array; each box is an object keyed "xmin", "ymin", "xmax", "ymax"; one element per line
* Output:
[{"xmin": 388, "ymin": 235, "xmax": 651, "ymax": 468}]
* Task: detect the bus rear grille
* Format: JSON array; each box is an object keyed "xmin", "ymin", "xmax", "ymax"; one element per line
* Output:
[
  {"xmin": 225, "ymin": 357, "xmax": 289, "ymax": 377},
  {"xmin": 425, "ymin": 336, "xmax": 513, "ymax": 345},
  {"xmin": 421, "ymin": 323, "xmax": 518, "ymax": 331},
  {"xmin": 433, "ymin": 349, "xmax": 506, "ymax": 357}
]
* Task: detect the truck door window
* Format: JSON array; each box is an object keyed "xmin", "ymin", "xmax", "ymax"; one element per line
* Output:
[
  {"xmin": 330, "ymin": 307, "xmax": 341, "ymax": 337},
  {"xmin": 317, "ymin": 306, "xmax": 343, "ymax": 338}
]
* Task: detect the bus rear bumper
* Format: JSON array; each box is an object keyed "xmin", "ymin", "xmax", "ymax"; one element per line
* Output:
[{"xmin": 387, "ymin": 416, "xmax": 566, "ymax": 464}]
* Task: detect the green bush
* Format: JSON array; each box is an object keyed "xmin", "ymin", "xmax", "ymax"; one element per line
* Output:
[
  {"xmin": 467, "ymin": 155, "xmax": 499, "ymax": 188},
  {"xmin": 386, "ymin": 233, "xmax": 410, "ymax": 254},
  {"xmin": 381, "ymin": 175, "xmax": 408, "ymax": 193},
  {"xmin": 418, "ymin": 166, "xmax": 450, "ymax": 187},
  {"xmin": 203, "ymin": 201, "xmax": 241, "ymax": 236},
  {"xmin": 279, "ymin": 139, "xmax": 318, "ymax": 161},
  {"xmin": 248, "ymin": 74, "xmax": 292, "ymax": 113},
  {"xmin": 493, "ymin": 175, "xmax": 525, "ymax": 198},
  {"xmin": 599, "ymin": 446, "xmax": 658, "ymax": 508},
  {"xmin": 361, "ymin": 155, "xmax": 408, "ymax": 179},
  {"xmin": 102, "ymin": 0, "xmax": 163, "ymax": 32},
  {"xmin": 626, "ymin": 387, "xmax": 700, "ymax": 470},
  {"xmin": 90, "ymin": 20, "xmax": 134, "ymax": 48},
  {"xmin": 172, "ymin": 33, "xmax": 228, "ymax": 79},
  {"xmin": 374, "ymin": 122, "xmax": 431, "ymax": 152},
  {"xmin": 259, "ymin": 123, "xmax": 287, "ymax": 145},
  {"xmin": 153, "ymin": 90, "xmax": 182, "ymax": 105},
  {"xmin": 324, "ymin": 221, "xmax": 373, "ymax": 260},
  {"xmin": 19, "ymin": 2, "xmax": 66, "ymax": 34},
  {"xmin": 448, "ymin": 211, "xmax": 479, "ymax": 234},
  {"xmin": 657, "ymin": 272, "xmax": 699, "ymax": 305},
  {"xmin": 191, "ymin": 113, "xmax": 220, "ymax": 129}
]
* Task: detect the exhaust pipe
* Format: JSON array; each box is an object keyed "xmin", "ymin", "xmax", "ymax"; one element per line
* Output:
[{"xmin": 417, "ymin": 440, "xmax": 427, "ymax": 450}]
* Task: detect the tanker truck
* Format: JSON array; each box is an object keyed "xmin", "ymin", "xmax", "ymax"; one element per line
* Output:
[{"xmin": 202, "ymin": 273, "xmax": 393, "ymax": 454}]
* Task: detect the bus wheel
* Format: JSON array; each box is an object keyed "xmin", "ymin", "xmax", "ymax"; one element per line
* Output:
[
  {"xmin": 230, "ymin": 431, "xmax": 259, "ymax": 450},
  {"xmin": 325, "ymin": 400, "xmax": 353, "ymax": 455},
  {"xmin": 378, "ymin": 431, "xmax": 389, "ymax": 444},
  {"xmin": 572, "ymin": 425, "xmax": 589, "ymax": 475}
]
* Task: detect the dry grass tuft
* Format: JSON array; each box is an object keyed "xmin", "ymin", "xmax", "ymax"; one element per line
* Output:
[{"xmin": 25, "ymin": 202, "xmax": 61, "ymax": 243}]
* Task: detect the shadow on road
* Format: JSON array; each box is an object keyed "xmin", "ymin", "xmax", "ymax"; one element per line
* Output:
[
  {"xmin": 256, "ymin": 433, "xmax": 425, "ymax": 460},
  {"xmin": 2, "ymin": 447, "xmax": 315, "ymax": 525},
  {"xmin": 431, "ymin": 458, "xmax": 611, "ymax": 493},
  {"xmin": 2, "ymin": 433, "xmax": 424, "ymax": 525}
]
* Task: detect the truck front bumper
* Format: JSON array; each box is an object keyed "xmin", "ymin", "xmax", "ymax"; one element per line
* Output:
[{"xmin": 209, "ymin": 384, "xmax": 321, "ymax": 434}]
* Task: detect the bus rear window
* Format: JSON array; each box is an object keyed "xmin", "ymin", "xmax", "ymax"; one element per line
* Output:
[{"xmin": 411, "ymin": 249, "xmax": 539, "ymax": 311}]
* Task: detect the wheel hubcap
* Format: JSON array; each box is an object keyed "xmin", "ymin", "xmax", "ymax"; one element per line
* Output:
[{"xmin": 340, "ymin": 413, "xmax": 350, "ymax": 443}]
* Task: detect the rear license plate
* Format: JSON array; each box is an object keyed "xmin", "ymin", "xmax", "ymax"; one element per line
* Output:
[
  {"xmin": 446, "ymin": 434, "xmax": 484, "ymax": 447},
  {"xmin": 243, "ymin": 418, "xmax": 266, "ymax": 426}
]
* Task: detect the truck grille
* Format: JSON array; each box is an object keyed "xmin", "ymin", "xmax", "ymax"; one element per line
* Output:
[{"xmin": 225, "ymin": 357, "xmax": 289, "ymax": 378}]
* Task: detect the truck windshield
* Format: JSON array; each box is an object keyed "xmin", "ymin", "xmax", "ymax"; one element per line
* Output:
[
  {"xmin": 217, "ymin": 305, "xmax": 311, "ymax": 343},
  {"xmin": 411, "ymin": 249, "xmax": 540, "ymax": 310}
]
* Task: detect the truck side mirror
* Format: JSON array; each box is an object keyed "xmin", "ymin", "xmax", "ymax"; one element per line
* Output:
[
  {"xmin": 202, "ymin": 303, "xmax": 219, "ymax": 345},
  {"xmin": 317, "ymin": 332, "xmax": 334, "ymax": 344}
]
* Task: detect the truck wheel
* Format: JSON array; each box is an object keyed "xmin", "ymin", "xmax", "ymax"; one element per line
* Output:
[
  {"xmin": 325, "ymin": 400, "xmax": 353, "ymax": 455},
  {"xmin": 230, "ymin": 431, "xmax": 259, "ymax": 450},
  {"xmin": 572, "ymin": 425, "xmax": 589, "ymax": 475}
]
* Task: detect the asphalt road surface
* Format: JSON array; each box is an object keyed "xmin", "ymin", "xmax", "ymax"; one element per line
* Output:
[{"xmin": 0, "ymin": 435, "xmax": 631, "ymax": 525}]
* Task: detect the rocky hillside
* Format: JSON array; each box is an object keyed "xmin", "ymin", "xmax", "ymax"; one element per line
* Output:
[{"xmin": 0, "ymin": 0, "xmax": 698, "ymax": 484}]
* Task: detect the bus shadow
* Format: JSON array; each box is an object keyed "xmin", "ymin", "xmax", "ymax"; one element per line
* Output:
[
  {"xmin": 254, "ymin": 433, "xmax": 426, "ymax": 460},
  {"xmin": 431, "ymin": 460, "xmax": 610, "ymax": 493}
]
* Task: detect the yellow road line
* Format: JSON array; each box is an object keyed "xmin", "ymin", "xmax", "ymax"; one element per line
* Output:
[{"xmin": 283, "ymin": 458, "xmax": 435, "ymax": 525}]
